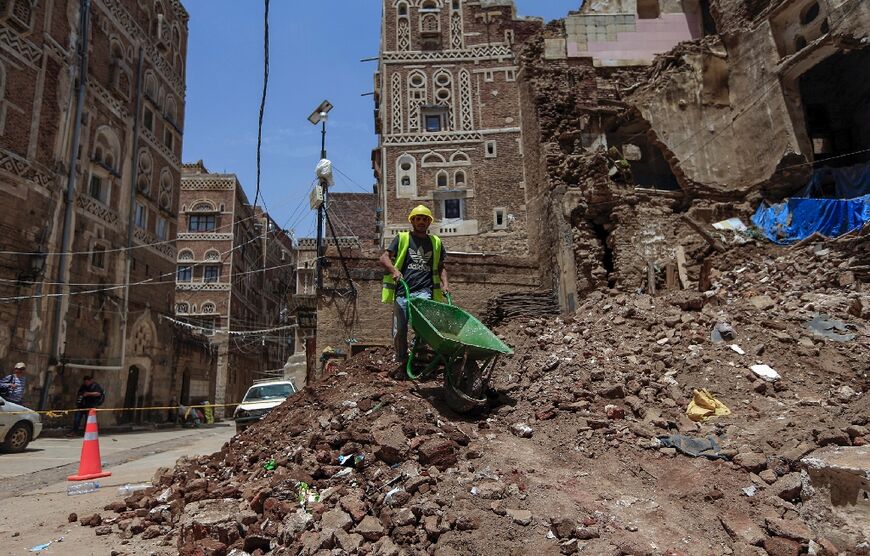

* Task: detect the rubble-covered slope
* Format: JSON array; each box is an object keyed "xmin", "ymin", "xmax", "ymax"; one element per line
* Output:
[{"xmin": 94, "ymin": 239, "xmax": 867, "ymax": 556}]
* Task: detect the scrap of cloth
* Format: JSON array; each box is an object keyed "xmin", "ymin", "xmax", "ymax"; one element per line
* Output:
[
  {"xmin": 686, "ymin": 388, "xmax": 731, "ymax": 422},
  {"xmin": 658, "ymin": 434, "xmax": 724, "ymax": 459}
]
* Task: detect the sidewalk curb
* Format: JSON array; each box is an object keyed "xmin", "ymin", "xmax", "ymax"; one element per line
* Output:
[{"xmin": 39, "ymin": 421, "xmax": 230, "ymax": 438}]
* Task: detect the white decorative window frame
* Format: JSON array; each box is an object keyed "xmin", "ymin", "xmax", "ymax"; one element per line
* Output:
[
  {"xmin": 485, "ymin": 140, "xmax": 497, "ymax": 158},
  {"xmin": 493, "ymin": 207, "xmax": 507, "ymax": 230}
]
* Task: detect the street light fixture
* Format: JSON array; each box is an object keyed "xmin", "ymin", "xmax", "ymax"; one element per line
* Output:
[{"xmin": 308, "ymin": 100, "xmax": 333, "ymax": 293}]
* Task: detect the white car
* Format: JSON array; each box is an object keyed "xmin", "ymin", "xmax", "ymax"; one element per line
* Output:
[
  {"xmin": 0, "ymin": 395, "xmax": 42, "ymax": 453},
  {"xmin": 233, "ymin": 379, "xmax": 297, "ymax": 433}
]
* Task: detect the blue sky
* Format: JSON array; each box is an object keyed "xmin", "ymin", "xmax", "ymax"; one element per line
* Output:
[{"xmin": 181, "ymin": 1, "xmax": 580, "ymax": 238}]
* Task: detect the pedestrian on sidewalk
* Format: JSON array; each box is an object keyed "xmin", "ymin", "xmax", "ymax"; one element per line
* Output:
[
  {"xmin": 69, "ymin": 376, "xmax": 105, "ymax": 436},
  {"xmin": 379, "ymin": 205, "xmax": 449, "ymax": 370},
  {"xmin": 0, "ymin": 362, "xmax": 27, "ymax": 405}
]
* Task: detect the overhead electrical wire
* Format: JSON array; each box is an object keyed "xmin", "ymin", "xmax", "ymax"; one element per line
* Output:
[{"xmin": 253, "ymin": 0, "xmax": 270, "ymax": 210}]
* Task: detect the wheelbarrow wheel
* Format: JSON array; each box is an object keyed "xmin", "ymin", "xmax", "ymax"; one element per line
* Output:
[{"xmin": 444, "ymin": 358, "xmax": 487, "ymax": 414}]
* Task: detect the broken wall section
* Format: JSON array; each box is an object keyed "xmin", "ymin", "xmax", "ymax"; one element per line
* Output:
[
  {"xmin": 627, "ymin": 0, "xmax": 870, "ymax": 198},
  {"xmin": 520, "ymin": 28, "xmax": 699, "ymax": 309}
]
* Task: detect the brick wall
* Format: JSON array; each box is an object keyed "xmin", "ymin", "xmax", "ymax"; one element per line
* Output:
[
  {"xmin": 376, "ymin": 0, "xmax": 542, "ymax": 256},
  {"xmin": 0, "ymin": 0, "xmax": 191, "ymax": 421}
]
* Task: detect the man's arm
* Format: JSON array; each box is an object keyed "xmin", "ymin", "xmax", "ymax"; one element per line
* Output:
[
  {"xmin": 439, "ymin": 263, "xmax": 449, "ymax": 294},
  {"xmin": 379, "ymin": 249, "xmax": 402, "ymax": 282}
]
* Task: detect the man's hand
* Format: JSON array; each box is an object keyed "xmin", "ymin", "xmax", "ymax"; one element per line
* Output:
[{"xmin": 392, "ymin": 269, "xmax": 403, "ymax": 282}]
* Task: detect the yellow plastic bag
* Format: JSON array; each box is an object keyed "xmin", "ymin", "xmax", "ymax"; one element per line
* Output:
[{"xmin": 686, "ymin": 388, "xmax": 731, "ymax": 422}]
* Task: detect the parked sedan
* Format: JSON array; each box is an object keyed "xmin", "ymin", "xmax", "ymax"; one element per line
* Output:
[
  {"xmin": 233, "ymin": 380, "xmax": 297, "ymax": 433},
  {"xmin": 0, "ymin": 395, "xmax": 42, "ymax": 453}
]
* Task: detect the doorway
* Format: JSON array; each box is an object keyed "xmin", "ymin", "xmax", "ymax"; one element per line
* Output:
[
  {"xmin": 121, "ymin": 365, "xmax": 139, "ymax": 424},
  {"xmin": 798, "ymin": 49, "xmax": 870, "ymax": 168},
  {"xmin": 181, "ymin": 368, "xmax": 191, "ymax": 405}
]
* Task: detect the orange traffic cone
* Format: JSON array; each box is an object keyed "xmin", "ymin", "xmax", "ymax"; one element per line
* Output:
[{"xmin": 68, "ymin": 408, "xmax": 111, "ymax": 481}]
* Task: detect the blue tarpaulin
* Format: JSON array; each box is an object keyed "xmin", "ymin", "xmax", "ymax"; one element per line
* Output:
[{"xmin": 752, "ymin": 195, "xmax": 870, "ymax": 244}]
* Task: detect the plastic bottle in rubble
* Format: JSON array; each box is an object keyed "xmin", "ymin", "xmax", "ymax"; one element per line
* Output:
[
  {"xmin": 67, "ymin": 481, "xmax": 101, "ymax": 496},
  {"xmin": 117, "ymin": 483, "xmax": 151, "ymax": 496}
]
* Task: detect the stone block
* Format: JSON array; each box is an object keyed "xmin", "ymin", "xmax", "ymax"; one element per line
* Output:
[
  {"xmin": 801, "ymin": 446, "xmax": 870, "ymax": 538},
  {"xmin": 720, "ymin": 512, "xmax": 765, "ymax": 546},
  {"xmin": 355, "ymin": 515, "xmax": 385, "ymax": 541},
  {"xmin": 544, "ymin": 39, "xmax": 567, "ymax": 60},
  {"xmin": 178, "ymin": 499, "xmax": 242, "ymax": 549}
]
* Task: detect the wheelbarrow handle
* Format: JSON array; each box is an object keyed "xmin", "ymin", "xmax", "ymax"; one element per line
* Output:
[{"xmin": 398, "ymin": 279, "xmax": 452, "ymax": 306}]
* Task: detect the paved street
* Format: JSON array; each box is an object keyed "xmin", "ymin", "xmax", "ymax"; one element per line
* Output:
[{"xmin": 0, "ymin": 424, "xmax": 235, "ymax": 555}]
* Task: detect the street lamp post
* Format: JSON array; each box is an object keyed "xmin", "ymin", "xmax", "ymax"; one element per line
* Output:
[{"xmin": 307, "ymin": 100, "xmax": 333, "ymax": 293}]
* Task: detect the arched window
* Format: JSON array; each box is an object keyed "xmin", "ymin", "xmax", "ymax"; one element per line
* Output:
[
  {"xmin": 421, "ymin": 152, "xmax": 446, "ymax": 166},
  {"xmin": 421, "ymin": 0, "xmax": 438, "ymax": 9},
  {"xmin": 92, "ymin": 128, "xmax": 121, "ymax": 172},
  {"xmin": 205, "ymin": 249, "xmax": 220, "ymax": 261},
  {"xmin": 191, "ymin": 200, "xmax": 216, "ymax": 212},
  {"xmin": 201, "ymin": 302, "xmax": 216, "ymax": 314},
  {"xmin": 175, "ymin": 302, "xmax": 189, "ymax": 314},
  {"xmin": 178, "ymin": 249, "xmax": 194, "ymax": 261},
  {"xmin": 408, "ymin": 70, "xmax": 427, "ymax": 131},
  {"xmin": 436, "ymin": 171, "xmax": 448, "ymax": 188},
  {"xmin": 137, "ymin": 150, "xmax": 153, "ymax": 193},
  {"xmin": 159, "ymin": 171, "xmax": 173, "ymax": 210},
  {"xmin": 801, "ymin": 2, "xmax": 820, "ymax": 25},
  {"xmin": 421, "ymin": 13, "xmax": 439, "ymax": 32},
  {"xmin": 165, "ymin": 95, "xmax": 178, "ymax": 127},
  {"xmin": 144, "ymin": 72, "xmax": 158, "ymax": 100},
  {"xmin": 450, "ymin": 151, "xmax": 469, "ymax": 163},
  {"xmin": 397, "ymin": 1, "xmax": 408, "ymax": 16},
  {"xmin": 152, "ymin": 1, "xmax": 165, "ymax": 38},
  {"xmin": 454, "ymin": 170, "xmax": 466, "ymax": 187},
  {"xmin": 794, "ymin": 35, "xmax": 807, "ymax": 51},
  {"xmin": 396, "ymin": 154, "xmax": 416, "ymax": 193},
  {"xmin": 137, "ymin": 174, "xmax": 150, "ymax": 194},
  {"xmin": 433, "ymin": 69, "xmax": 453, "ymax": 104}
]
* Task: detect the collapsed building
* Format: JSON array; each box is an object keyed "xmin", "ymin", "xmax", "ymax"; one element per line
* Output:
[{"xmin": 519, "ymin": 0, "xmax": 870, "ymax": 311}]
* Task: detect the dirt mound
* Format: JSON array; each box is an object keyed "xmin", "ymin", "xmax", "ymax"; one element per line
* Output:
[{"xmin": 93, "ymin": 241, "xmax": 867, "ymax": 555}]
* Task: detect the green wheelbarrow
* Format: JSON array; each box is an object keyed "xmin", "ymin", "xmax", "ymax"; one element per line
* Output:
[{"xmin": 399, "ymin": 280, "xmax": 513, "ymax": 413}]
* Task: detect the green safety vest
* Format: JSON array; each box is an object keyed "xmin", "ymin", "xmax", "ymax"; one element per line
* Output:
[{"xmin": 382, "ymin": 231, "xmax": 444, "ymax": 304}]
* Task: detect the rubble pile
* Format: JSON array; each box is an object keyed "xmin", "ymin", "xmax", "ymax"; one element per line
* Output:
[{"xmin": 92, "ymin": 241, "xmax": 866, "ymax": 555}]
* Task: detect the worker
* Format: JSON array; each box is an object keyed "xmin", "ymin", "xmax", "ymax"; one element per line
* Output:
[{"xmin": 380, "ymin": 205, "xmax": 449, "ymax": 369}]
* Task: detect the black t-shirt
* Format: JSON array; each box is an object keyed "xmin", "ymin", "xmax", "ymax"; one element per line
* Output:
[
  {"xmin": 387, "ymin": 233, "xmax": 446, "ymax": 297},
  {"xmin": 77, "ymin": 382, "xmax": 105, "ymax": 408}
]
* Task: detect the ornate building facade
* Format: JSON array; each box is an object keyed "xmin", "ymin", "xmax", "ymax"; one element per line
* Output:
[
  {"xmin": 373, "ymin": 0, "xmax": 542, "ymax": 254},
  {"xmin": 0, "ymin": 0, "xmax": 189, "ymax": 422},
  {"xmin": 175, "ymin": 162, "xmax": 294, "ymax": 414}
]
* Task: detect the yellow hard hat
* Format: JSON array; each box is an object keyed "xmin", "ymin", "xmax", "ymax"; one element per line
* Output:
[{"xmin": 408, "ymin": 205, "xmax": 434, "ymax": 222}]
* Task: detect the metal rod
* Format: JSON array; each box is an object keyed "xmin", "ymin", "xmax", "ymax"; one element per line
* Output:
[
  {"xmin": 42, "ymin": 0, "xmax": 90, "ymax": 410},
  {"xmin": 316, "ymin": 119, "xmax": 327, "ymax": 292}
]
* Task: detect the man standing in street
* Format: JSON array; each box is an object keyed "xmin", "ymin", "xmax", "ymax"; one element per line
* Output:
[
  {"xmin": 379, "ymin": 205, "xmax": 449, "ymax": 369},
  {"xmin": 0, "ymin": 362, "xmax": 27, "ymax": 405},
  {"xmin": 69, "ymin": 376, "xmax": 105, "ymax": 436}
]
